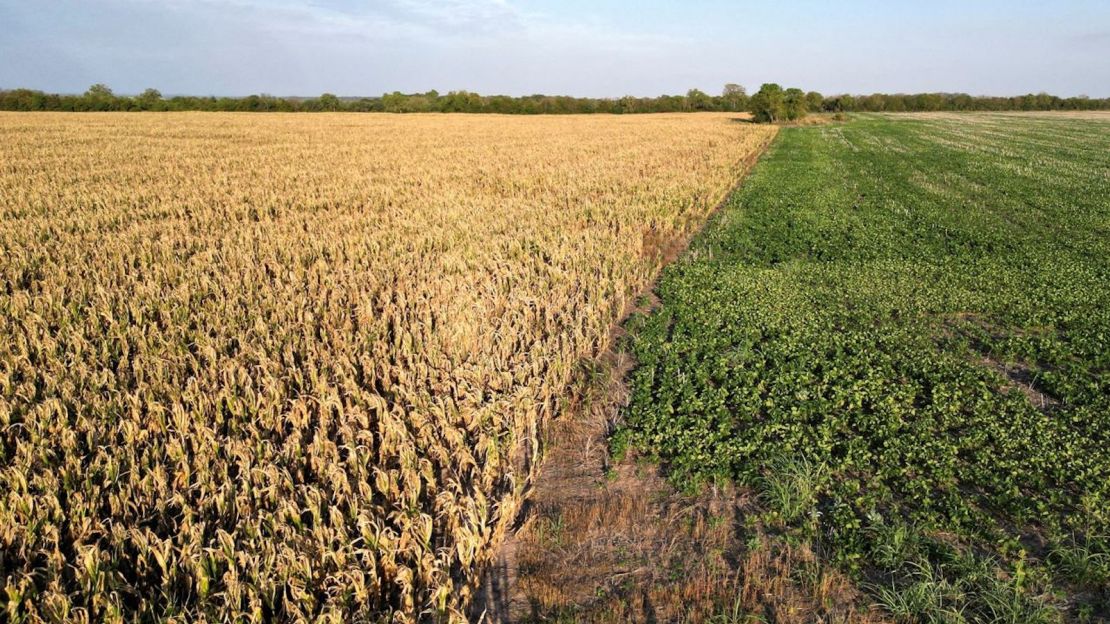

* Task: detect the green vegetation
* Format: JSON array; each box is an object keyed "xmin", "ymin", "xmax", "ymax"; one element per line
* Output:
[
  {"xmin": 749, "ymin": 83, "xmax": 788, "ymax": 122},
  {"xmin": 749, "ymin": 83, "xmax": 814, "ymax": 123},
  {"xmin": 613, "ymin": 114, "xmax": 1110, "ymax": 621}
]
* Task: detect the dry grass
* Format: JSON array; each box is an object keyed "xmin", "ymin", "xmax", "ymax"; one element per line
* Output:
[{"xmin": 0, "ymin": 112, "xmax": 774, "ymax": 622}]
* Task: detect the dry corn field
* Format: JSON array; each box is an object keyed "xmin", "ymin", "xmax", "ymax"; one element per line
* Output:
[{"xmin": 0, "ymin": 112, "xmax": 774, "ymax": 622}]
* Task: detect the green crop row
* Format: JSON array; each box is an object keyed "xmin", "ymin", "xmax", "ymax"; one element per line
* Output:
[{"xmin": 614, "ymin": 114, "xmax": 1110, "ymax": 622}]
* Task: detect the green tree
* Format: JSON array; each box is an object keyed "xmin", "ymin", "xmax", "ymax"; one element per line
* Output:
[
  {"xmin": 749, "ymin": 83, "xmax": 786, "ymax": 123},
  {"xmin": 137, "ymin": 88, "xmax": 163, "ymax": 111},
  {"xmin": 83, "ymin": 83, "xmax": 117, "ymax": 111},
  {"xmin": 784, "ymin": 87, "xmax": 807, "ymax": 120},
  {"xmin": 827, "ymin": 94, "xmax": 856, "ymax": 112},
  {"xmin": 86, "ymin": 83, "xmax": 113, "ymax": 98},
  {"xmin": 442, "ymin": 90, "xmax": 482, "ymax": 112},
  {"xmin": 686, "ymin": 88, "xmax": 712, "ymax": 111},
  {"xmin": 382, "ymin": 91, "xmax": 408, "ymax": 113},
  {"xmin": 0, "ymin": 88, "xmax": 44, "ymax": 111},
  {"xmin": 805, "ymin": 91, "xmax": 823, "ymax": 112},
  {"xmin": 317, "ymin": 93, "xmax": 342, "ymax": 111}
]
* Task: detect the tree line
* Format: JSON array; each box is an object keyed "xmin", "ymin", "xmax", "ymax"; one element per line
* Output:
[{"xmin": 1, "ymin": 83, "xmax": 1107, "ymax": 116}]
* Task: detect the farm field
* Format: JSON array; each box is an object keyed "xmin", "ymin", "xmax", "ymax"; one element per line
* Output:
[
  {"xmin": 0, "ymin": 112, "xmax": 775, "ymax": 622},
  {"xmin": 614, "ymin": 113, "xmax": 1110, "ymax": 622}
]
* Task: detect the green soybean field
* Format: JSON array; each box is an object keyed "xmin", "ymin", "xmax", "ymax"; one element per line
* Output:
[{"xmin": 613, "ymin": 113, "xmax": 1110, "ymax": 622}]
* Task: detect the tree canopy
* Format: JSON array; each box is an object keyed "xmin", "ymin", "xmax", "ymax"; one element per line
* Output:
[
  {"xmin": 1, "ymin": 84, "xmax": 1107, "ymax": 114},
  {"xmin": 750, "ymin": 83, "xmax": 787, "ymax": 122}
]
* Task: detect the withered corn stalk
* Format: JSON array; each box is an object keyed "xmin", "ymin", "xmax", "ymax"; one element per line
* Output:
[{"xmin": 0, "ymin": 112, "xmax": 774, "ymax": 622}]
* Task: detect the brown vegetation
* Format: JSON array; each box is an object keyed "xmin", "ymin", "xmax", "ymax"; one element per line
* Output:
[{"xmin": 0, "ymin": 112, "xmax": 774, "ymax": 621}]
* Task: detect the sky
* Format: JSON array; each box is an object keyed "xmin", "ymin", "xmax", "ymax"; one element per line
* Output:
[{"xmin": 1, "ymin": 0, "xmax": 1108, "ymax": 98}]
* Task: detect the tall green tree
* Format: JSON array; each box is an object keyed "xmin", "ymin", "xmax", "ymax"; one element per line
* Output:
[
  {"xmin": 749, "ymin": 83, "xmax": 786, "ymax": 123},
  {"xmin": 686, "ymin": 88, "xmax": 712, "ymax": 111},
  {"xmin": 137, "ymin": 88, "xmax": 163, "ymax": 111},
  {"xmin": 317, "ymin": 93, "xmax": 342, "ymax": 111},
  {"xmin": 805, "ymin": 91, "xmax": 823, "ymax": 112},
  {"xmin": 784, "ymin": 87, "xmax": 807, "ymax": 120},
  {"xmin": 83, "ymin": 83, "xmax": 117, "ymax": 111}
]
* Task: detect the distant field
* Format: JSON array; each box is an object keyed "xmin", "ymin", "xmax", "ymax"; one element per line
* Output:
[
  {"xmin": 0, "ymin": 113, "xmax": 774, "ymax": 621},
  {"xmin": 615, "ymin": 113, "xmax": 1110, "ymax": 621},
  {"xmin": 897, "ymin": 110, "xmax": 1110, "ymax": 121}
]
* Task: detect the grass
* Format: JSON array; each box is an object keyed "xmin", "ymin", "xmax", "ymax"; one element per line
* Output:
[
  {"xmin": 614, "ymin": 113, "xmax": 1110, "ymax": 621},
  {"xmin": 759, "ymin": 455, "xmax": 826, "ymax": 525},
  {"xmin": 1048, "ymin": 536, "xmax": 1110, "ymax": 588}
]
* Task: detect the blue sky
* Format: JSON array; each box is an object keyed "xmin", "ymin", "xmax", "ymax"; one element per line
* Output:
[{"xmin": 1, "ymin": 0, "xmax": 1108, "ymax": 97}]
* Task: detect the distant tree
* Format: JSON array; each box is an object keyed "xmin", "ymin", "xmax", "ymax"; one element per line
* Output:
[
  {"xmin": 408, "ymin": 93, "xmax": 436, "ymax": 112},
  {"xmin": 317, "ymin": 93, "xmax": 342, "ymax": 111},
  {"xmin": 910, "ymin": 92, "xmax": 945, "ymax": 111},
  {"xmin": 722, "ymin": 83, "xmax": 748, "ymax": 112},
  {"xmin": 951, "ymin": 93, "xmax": 974, "ymax": 111},
  {"xmin": 826, "ymin": 94, "xmax": 857, "ymax": 112},
  {"xmin": 805, "ymin": 91, "xmax": 823, "ymax": 112},
  {"xmin": 858, "ymin": 94, "xmax": 886, "ymax": 112},
  {"xmin": 617, "ymin": 95, "xmax": 639, "ymax": 114},
  {"xmin": 3, "ymin": 84, "xmax": 1109, "ymax": 115},
  {"xmin": 723, "ymin": 83, "xmax": 746, "ymax": 97},
  {"xmin": 784, "ymin": 88, "xmax": 807, "ymax": 120},
  {"xmin": 0, "ymin": 88, "xmax": 44, "ymax": 111},
  {"xmin": 86, "ymin": 83, "xmax": 113, "ymax": 98},
  {"xmin": 238, "ymin": 95, "xmax": 260, "ymax": 111},
  {"xmin": 686, "ymin": 88, "xmax": 713, "ymax": 111},
  {"xmin": 382, "ymin": 91, "xmax": 407, "ymax": 113},
  {"xmin": 486, "ymin": 95, "xmax": 516, "ymax": 113},
  {"xmin": 749, "ymin": 83, "xmax": 786, "ymax": 123},
  {"xmin": 83, "ymin": 83, "xmax": 117, "ymax": 111},
  {"xmin": 1032, "ymin": 92, "xmax": 1057, "ymax": 110},
  {"xmin": 442, "ymin": 90, "xmax": 482, "ymax": 112},
  {"xmin": 136, "ymin": 88, "xmax": 163, "ymax": 111},
  {"xmin": 345, "ymin": 97, "xmax": 381, "ymax": 112}
]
